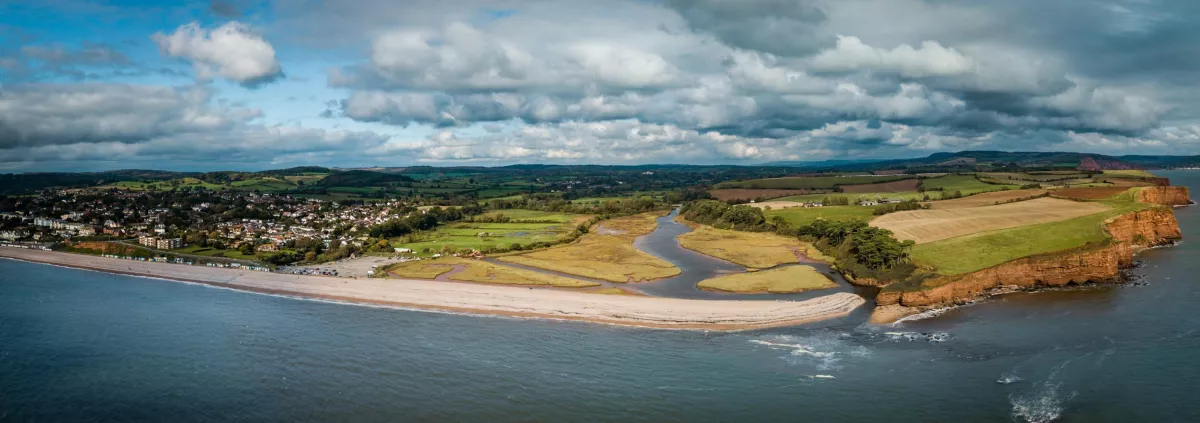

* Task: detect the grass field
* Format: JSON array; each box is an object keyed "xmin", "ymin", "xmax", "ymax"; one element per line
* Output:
[
  {"xmin": 385, "ymin": 257, "xmax": 599, "ymax": 287},
  {"xmin": 871, "ymin": 197, "xmax": 1112, "ymax": 244},
  {"xmin": 498, "ymin": 212, "xmax": 680, "ymax": 283},
  {"xmin": 392, "ymin": 210, "xmax": 591, "ymax": 253},
  {"xmin": 910, "ymin": 189, "xmax": 1152, "ymax": 275},
  {"xmin": 764, "ymin": 205, "xmax": 879, "ymax": 227},
  {"xmin": 676, "ymin": 224, "xmax": 828, "ymax": 268},
  {"xmin": 696, "ymin": 266, "xmax": 838, "ymax": 293},
  {"xmin": 715, "ymin": 175, "xmax": 912, "ymax": 190},
  {"xmin": 478, "ymin": 209, "xmax": 580, "ymax": 222}
]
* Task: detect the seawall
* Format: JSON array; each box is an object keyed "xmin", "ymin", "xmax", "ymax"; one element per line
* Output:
[{"xmin": 872, "ymin": 207, "xmax": 1181, "ymax": 323}]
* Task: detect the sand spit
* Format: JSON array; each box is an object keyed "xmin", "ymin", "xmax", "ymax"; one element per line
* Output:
[{"xmin": 0, "ymin": 248, "xmax": 865, "ymax": 331}]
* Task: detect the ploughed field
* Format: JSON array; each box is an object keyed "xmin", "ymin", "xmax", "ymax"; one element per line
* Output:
[{"xmin": 870, "ymin": 197, "xmax": 1112, "ymax": 244}]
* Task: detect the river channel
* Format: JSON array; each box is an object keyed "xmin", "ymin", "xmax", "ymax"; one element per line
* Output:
[{"xmin": 492, "ymin": 207, "xmax": 863, "ymax": 300}]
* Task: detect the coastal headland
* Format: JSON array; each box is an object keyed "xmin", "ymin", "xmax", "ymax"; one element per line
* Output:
[{"xmin": 0, "ymin": 247, "xmax": 864, "ymax": 331}]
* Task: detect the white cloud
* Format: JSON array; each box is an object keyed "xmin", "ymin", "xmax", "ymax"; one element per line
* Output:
[
  {"xmin": 151, "ymin": 21, "xmax": 283, "ymax": 86},
  {"xmin": 811, "ymin": 35, "xmax": 975, "ymax": 78}
]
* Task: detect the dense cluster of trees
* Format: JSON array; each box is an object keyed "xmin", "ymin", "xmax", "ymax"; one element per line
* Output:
[
  {"xmin": 680, "ymin": 200, "xmax": 768, "ymax": 230},
  {"xmin": 368, "ymin": 212, "xmax": 443, "ymax": 238},
  {"xmin": 872, "ymin": 200, "xmax": 928, "ymax": 215},
  {"xmin": 791, "ymin": 219, "xmax": 917, "ymax": 282}
]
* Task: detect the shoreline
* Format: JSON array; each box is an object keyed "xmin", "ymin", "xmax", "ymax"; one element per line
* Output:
[{"xmin": 0, "ymin": 247, "xmax": 865, "ymax": 331}]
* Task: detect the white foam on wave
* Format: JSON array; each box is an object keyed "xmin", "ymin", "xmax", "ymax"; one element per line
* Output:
[
  {"xmin": 996, "ymin": 374, "xmax": 1023, "ymax": 384},
  {"xmin": 1008, "ymin": 360, "xmax": 1077, "ymax": 423},
  {"xmin": 881, "ymin": 331, "xmax": 951, "ymax": 343},
  {"xmin": 1009, "ymin": 381, "xmax": 1074, "ymax": 423},
  {"xmin": 749, "ymin": 333, "xmax": 870, "ymax": 371}
]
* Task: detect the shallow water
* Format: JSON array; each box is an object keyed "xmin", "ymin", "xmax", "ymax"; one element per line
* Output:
[
  {"xmin": 631, "ymin": 209, "xmax": 859, "ymax": 300},
  {"xmin": 2, "ymin": 171, "xmax": 1199, "ymax": 422}
]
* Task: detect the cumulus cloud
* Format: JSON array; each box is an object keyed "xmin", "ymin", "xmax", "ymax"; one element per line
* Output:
[
  {"xmin": 0, "ymin": 83, "xmax": 391, "ymax": 169},
  {"xmin": 152, "ymin": 21, "xmax": 283, "ymax": 87},
  {"xmin": 810, "ymin": 36, "xmax": 975, "ymax": 78}
]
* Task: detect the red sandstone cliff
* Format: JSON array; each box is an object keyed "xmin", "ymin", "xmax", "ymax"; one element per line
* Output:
[
  {"xmin": 1137, "ymin": 186, "xmax": 1192, "ymax": 206},
  {"xmin": 873, "ymin": 207, "xmax": 1181, "ymax": 321}
]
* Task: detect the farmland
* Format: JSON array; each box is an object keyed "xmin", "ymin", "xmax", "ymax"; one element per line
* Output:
[
  {"xmin": 696, "ymin": 266, "xmax": 838, "ymax": 293},
  {"xmin": 1051, "ymin": 187, "xmax": 1132, "ymax": 200},
  {"xmin": 922, "ymin": 174, "xmax": 1021, "ymax": 194},
  {"xmin": 927, "ymin": 189, "xmax": 1048, "ymax": 209},
  {"xmin": 871, "ymin": 197, "xmax": 1112, "ymax": 244},
  {"xmin": 498, "ymin": 212, "xmax": 680, "ymax": 282},
  {"xmin": 676, "ymin": 224, "xmax": 828, "ymax": 268},
  {"xmin": 764, "ymin": 205, "xmax": 880, "ymax": 227},
  {"xmin": 910, "ymin": 189, "xmax": 1153, "ymax": 275},
  {"xmin": 707, "ymin": 189, "xmax": 819, "ymax": 202},
  {"xmin": 840, "ymin": 178, "xmax": 920, "ymax": 193}
]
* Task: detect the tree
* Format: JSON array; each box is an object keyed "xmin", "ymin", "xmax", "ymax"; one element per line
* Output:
[{"xmin": 238, "ymin": 242, "xmax": 255, "ymax": 256}]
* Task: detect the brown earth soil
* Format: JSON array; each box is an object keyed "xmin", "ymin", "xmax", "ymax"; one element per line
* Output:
[
  {"xmin": 708, "ymin": 189, "xmax": 821, "ymax": 201},
  {"xmin": 1051, "ymin": 186, "xmax": 1131, "ymax": 200},
  {"xmin": 839, "ymin": 178, "xmax": 920, "ymax": 193},
  {"xmin": 873, "ymin": 207, "xmax": 1181, "ymax": 322}
]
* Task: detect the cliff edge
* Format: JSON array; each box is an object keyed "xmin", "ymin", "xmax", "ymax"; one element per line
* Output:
[{"xmin": 871, "ymin": 204, "xmax": 1182, "ymax": 323}]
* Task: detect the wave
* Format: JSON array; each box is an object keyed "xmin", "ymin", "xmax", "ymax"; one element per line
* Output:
[
  {"xmin": 881, "ymin": 331, "xmax": 951, "ymax": 343},
  {"xmin": 1008, "ymin": 360, "xmax": 1077, "ymax": 423},
  {"xmin": 749, "ymin": 333, "xmax": 870, "ymax": 372}
]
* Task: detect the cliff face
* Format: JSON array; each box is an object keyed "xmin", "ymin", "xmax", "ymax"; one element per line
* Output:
[
  {"xmin": 875, "ymin": 207, "xmax": 1181, "ymax": 315},
  {"xmin": 1137, "ymin": 186, "xmax": 1192, "ymax": 206}
]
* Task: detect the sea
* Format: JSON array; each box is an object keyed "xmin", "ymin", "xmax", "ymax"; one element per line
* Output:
[{"xmin": 3, "ymin": 171, "xmax": 1200, "ymax": 422}]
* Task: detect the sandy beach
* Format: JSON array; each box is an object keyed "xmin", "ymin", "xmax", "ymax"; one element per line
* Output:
[{"xmin": 0, "ymin": 247, "xmax": 865, "ymax": 330}]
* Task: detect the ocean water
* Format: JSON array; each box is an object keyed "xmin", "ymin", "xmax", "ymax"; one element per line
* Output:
[{"xmin": 2, "ymin": 171, "xmax": 1199, "ymax": 422}]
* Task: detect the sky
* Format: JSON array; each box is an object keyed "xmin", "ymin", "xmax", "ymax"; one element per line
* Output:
[{"xmin": 3, "ymin": 0, "xmax": 1200, "ymax": 172}]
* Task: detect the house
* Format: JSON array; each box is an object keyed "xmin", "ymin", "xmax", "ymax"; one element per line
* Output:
[
  {"xmin": 805, "ymin": 202, "xmax": 823, "ymax": 208},
  {"xmin": 860, "ymin": 200, "xmax": 879, "ymax": 206},
  {"xmin": 256, "ymin": 243, "xmax": 278, "ymax": 252},
  {"xmin": 394, "ymin": 248, "xmax": 412, "ymax": 253},
  {"xmin": 880, "ymin": 198, "xmax": 903, "ymax": 204}
]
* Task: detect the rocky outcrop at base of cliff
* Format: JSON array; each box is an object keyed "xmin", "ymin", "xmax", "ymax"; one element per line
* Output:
[
  {"xmin": 873, "ymin": 208, "xmax": 1182, "ymax": 322},
  {"xmin": 1138, "ymin": 186, "xmax": 1193, "ymax": 206}
]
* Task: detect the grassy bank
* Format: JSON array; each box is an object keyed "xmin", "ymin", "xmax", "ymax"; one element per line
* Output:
[
  {"xmin": 697, "ymin": 266, "xmax": 838, "ymax": 293},
  {"xmin": 676, "ymin": 223, "xmax": 828, "ymax": 268}
]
